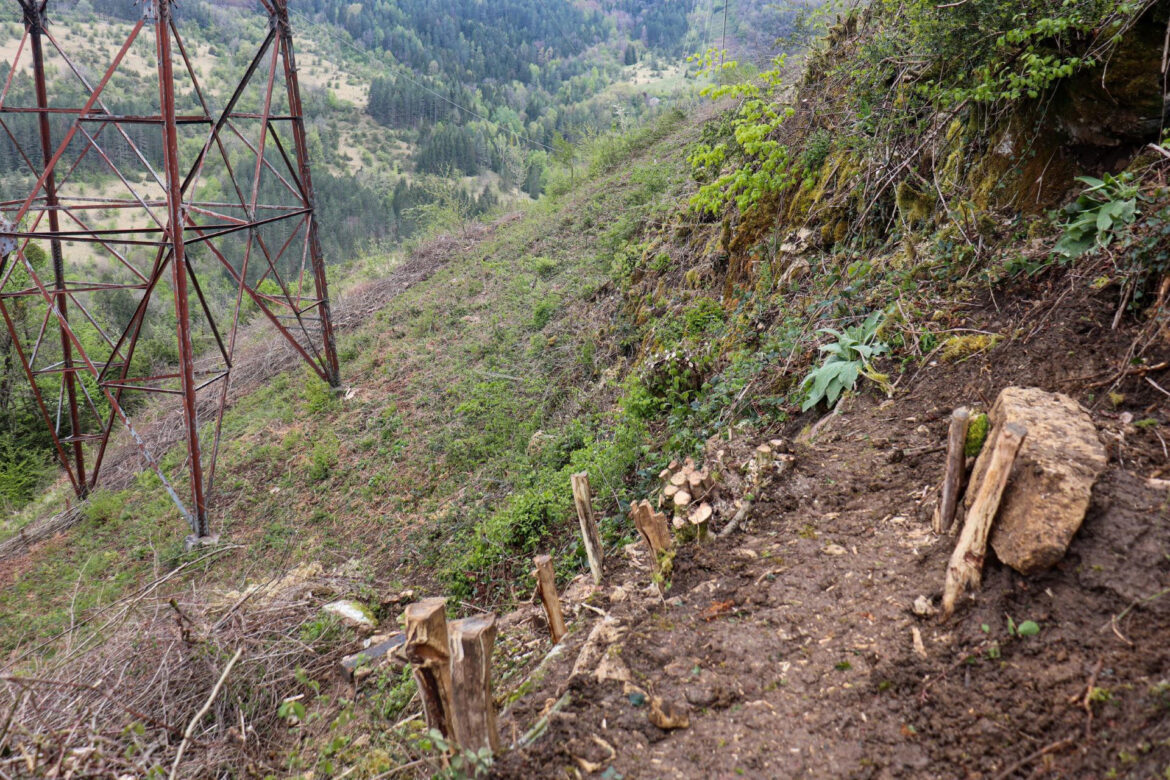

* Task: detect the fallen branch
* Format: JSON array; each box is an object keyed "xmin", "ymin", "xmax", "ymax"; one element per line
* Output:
[
  {"xmin": 515, "ymin": 692, "xmax": 571, "ymax": 748},
  {"xmin": 168, "ymin": 646, "xmax": 243, "ymax": 780},
  {"xmin": 717, "ymin": 499, "xmax": 753, "ymax": 539},
  {"xmin": 719, "ymin": 453, "xmax": 793, "ymax": 538},
  {"xmin": 991, "ymin": 736, "xmax": 1077, "ymax": 780},
  {"xmin": 1099, "ymin": 585, "xmax": 1170, "ymax": 642},
  {"xmin": 1148, "ymin": 142, "xmax": 1170, "ymax": 160}
]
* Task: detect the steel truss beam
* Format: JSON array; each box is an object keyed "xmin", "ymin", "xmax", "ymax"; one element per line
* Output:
[{"xmin": 0, "ymin": 0, "xmax": 340, "ymax": 539}]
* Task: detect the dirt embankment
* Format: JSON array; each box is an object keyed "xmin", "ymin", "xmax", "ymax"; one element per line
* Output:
[{"xmin": 492, "ymin": 277, "xmax": 1170, "ymax": 779}]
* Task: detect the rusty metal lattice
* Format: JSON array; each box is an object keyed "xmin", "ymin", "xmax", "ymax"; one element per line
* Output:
[{"xmin": 0, "ymin": 0, "xmax": 340, "ymax": 539}]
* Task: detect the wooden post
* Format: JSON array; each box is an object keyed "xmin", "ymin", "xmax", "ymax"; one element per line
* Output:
[
  {"xmin": 754, "ymin": 444, "xmax": 773, "ymax": 486},
  {"xmin": 403, "ymin": 598, "xmax": 454, "ymax": 737},
  {"xmin": 448, "ymin": 614, "xmax": 501, "ymax": 754},
  {"xmin": 533, "ymin": 555, "xmax": 566, "ymax": 644},
  {"xmin": 941, "ymin": 423, "xmax": 1027, "ymax": 619},
  {"xmin": 571, "ymin": 472, "xmax": 604, "ymax": 585},
  {"xmin": 932, "ymin": 407, "xmax": 971, "ymax": 535}
]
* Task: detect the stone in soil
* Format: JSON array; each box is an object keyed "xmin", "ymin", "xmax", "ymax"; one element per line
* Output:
[{"xmin": 967, "ymin": 386, "xmax": 1108, "ymax": 573}]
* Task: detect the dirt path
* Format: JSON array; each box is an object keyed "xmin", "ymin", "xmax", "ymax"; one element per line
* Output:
[{"xmin": 493, "ymin": 286, "xmax": 1170, "ymax": 779}]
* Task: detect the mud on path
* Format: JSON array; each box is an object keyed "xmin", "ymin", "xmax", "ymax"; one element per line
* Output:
[{"xmin": 494, "ymin": 282, "xmax": 1170, "ymax": 778}]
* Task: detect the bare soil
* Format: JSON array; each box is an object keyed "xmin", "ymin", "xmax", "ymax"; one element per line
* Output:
[{"xmin": 492, "ymin": 276, "xmax": 1170, "ymax": 779}]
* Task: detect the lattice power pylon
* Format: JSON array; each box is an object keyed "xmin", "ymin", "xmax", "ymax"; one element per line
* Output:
[{"xmin": 0, "ymin": 0, "xmax": 340, "ymax": 539}]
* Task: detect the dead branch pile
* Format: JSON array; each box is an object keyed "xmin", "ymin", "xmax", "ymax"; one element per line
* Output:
[
  {"xmin": 0, "ymin": 506, "xmax": 82, "ymax": 562},
  {"xmin": 0, "ymin": 556, "xmax": 353, "ymax": 778}
]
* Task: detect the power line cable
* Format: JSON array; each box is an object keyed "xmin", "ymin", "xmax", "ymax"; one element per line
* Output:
[
  {"xmin": 696, "ymin": 0, "xmax": 714, "ymax": 56},
  {"xmin": 720, "ymin": 0, "xmax": 730, "ymax": 64}
]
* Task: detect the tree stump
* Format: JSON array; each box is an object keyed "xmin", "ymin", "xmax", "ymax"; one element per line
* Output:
[
  {"xmin": 630, "ymin": 499, "xmax": 672, "ymax": 559},
  {"xmin": 403, "ymin": 598, "xmax": 454, "ymax": 736},
  {"xmin": 448, "ymin": 614, "xmax": 501, "ymax": 754}
]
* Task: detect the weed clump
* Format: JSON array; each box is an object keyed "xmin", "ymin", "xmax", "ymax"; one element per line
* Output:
[{"xmin": 940, "ymin": 333, "xmax": 1001, "ymax": 362}]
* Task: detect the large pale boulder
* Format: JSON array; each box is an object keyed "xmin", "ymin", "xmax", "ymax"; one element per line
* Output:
[{"xmin": 966, "ymin": 387, "xmax": 1107, "ymax": 574}]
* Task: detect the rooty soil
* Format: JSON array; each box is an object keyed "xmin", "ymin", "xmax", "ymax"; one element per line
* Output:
[{"xmin": 491, "ymin": 276, "xmax": 1170, "ymax": 779}]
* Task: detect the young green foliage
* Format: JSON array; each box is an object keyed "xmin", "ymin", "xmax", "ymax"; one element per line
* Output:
[
  {"xmin": 800, "ymin": 312, "xmax": 890, "ymax": 411},
  {"xmin": 687, "ymin": 49, "xmax": 795, "ymax": 215},
  {"xmin": 1055, "ymin": 173, "xmax": 1141, "ymax": 258}
]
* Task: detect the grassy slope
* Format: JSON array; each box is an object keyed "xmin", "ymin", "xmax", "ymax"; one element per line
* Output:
[
  {"xmin": 5, "ymin": 4, "xmax": 1170, "ymax": 774},
  {"xmin": 0, "ymin": 105, "xmax": 705, "ymax": 659}
]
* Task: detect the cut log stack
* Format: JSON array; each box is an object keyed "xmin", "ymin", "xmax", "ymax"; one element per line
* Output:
[{"xmin": 658, "ymin": 457, "xmax": 715, "ymax": 542}]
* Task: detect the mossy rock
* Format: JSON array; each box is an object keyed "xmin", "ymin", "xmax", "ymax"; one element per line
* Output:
[
  {"xmin": 895, "ymin": 181, "xmax": 936, "ymax": 225},
  {"xmin": 1053, "ymin": 5, "xmax": 1170, "ymax": 147},
  {"xmin": 818, "ymin": 219, "xmax": 844, "ymax": 246}
]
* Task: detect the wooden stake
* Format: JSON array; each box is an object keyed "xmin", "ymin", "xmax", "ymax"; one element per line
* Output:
[
  {"xmin": 448, "ymin": 614, "xmax": 501, "ymax": 754},
  {"xmin": 933, "ymin": 407, "xmax": 971, "ymax": 535},
  {"xmin": 403, "ymin": 598, "xmax": 454, "ymax": 737},
  {"xmin": 532, "ymin": 555, "xmax": 566, "ymax": 644},
  {"xmin": 941, "ymin": 423, "xmax": 1027, "ymax": 619},
  {"xmin": 570, "ymin": 472, "xmax": 604, "ymax": 585},
  {"xmin": 754, "ymin": 444, "xmax": 773, "ymax": 485}
]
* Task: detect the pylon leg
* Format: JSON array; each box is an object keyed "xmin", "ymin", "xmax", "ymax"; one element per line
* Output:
[{"xmin": 0, "ymin": 0, "xmax": 341, "ymax": 538}]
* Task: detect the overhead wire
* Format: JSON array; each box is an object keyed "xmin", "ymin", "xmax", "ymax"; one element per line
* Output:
[{"xmin": 720, "ymin": 0, "xmax": 730, "ymax": 64}]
